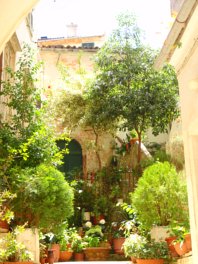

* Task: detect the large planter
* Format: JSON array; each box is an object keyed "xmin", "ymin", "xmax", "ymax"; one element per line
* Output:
[
  {"xmin": 151, "ymin": 226, "xmax": 170, "ymax": 242},
  {"xmin": 59, "ymin": 250, "xmax": 73, "ymax": 261},
  {"xmin": 165, "ymin": 236, "xmax": 178, "ymax": 257},
  {"xmin": 84, "ymin": 247, "xmax": 110, "ymax": 261},
  {"xmin": 136, "ymin": 259, "xmax": 164, "ymax": 264},
  {"xmin": 113, "ymin": 237, "xmax": 125, "ymax": 254}
]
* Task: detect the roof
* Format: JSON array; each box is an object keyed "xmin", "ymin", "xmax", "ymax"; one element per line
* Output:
[{"xmin": 37, "ymin": 34, "xmax": 106, "ymax": 49}]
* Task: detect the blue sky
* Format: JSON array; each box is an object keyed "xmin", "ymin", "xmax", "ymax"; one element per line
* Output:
[{"xmin": 33, "ymin": 0, "xmax": 172, "ymax": 48}]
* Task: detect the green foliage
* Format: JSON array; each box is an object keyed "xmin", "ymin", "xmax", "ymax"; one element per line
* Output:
[
  {"xmin": 71, "ymin": 233, "xmax": 86, "ymax": 253},
  {"xmin": 123, "ymin": 234, "xmax": 169, "ymax": 259},
  {"xmin": 131, "ymin": 162, "xmax": 189, "ymax": 230},
  {"xmin": 84, "ymin": 225, "xmax": 104, "ymax": 247},
  {"xmin": 0, "ymin": 226, "xmax": 33, "ymax": 262},
  {"xmin": 84, "ymin": 236, "xmax": 101, "ymax": 248},
  {"xmin": 9, "ymin": 164, "xmax": 74, "ymax": 231},
  {"xmin": 0, "ymin": 43, "xmax": 67, "ymax": 176},
  {"xmin": 86, "ymin": 12, "xmax": 179, "ymax": 163},
  {"xmin": 0, "ymin": 190, "xmax": 15, "ymax": 223}
]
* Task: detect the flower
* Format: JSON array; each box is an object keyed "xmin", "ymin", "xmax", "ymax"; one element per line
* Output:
[
  {"xmin": 99, "ymin": 219, "xmax": 106, "ymax": 225},
  {"xmin": 85, "ymin": 221, "xmax": 92, "ymax": 228}
]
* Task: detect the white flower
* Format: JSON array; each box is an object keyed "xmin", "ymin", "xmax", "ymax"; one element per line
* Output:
[
  {"xmin": 99, "ymin": 219, "xmax": 106, "ymax": 225},
  {"xmin": 85, "ymin": 221, "xmax": 92, "ymax": 228}
]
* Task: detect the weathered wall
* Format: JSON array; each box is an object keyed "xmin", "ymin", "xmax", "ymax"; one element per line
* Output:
[
  {"xmin": 39, "ymin": 48, "xmax": 96, "ymax": 91},
  {"xmin": 71, "ymin": 127, "xmax": 114, "ymax": 174}
]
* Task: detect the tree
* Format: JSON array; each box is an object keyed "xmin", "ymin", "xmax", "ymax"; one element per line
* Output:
[
  {"xmin": 0, "ymin": 44, "xmax": 66, "ymax": 173},
  {"xmin": 0, "ymin": 43, "xmax": 74, "ymax": 229},
  {"xmin": 87, "ymin": 12, "xmax": 179, "ymax": 164}
]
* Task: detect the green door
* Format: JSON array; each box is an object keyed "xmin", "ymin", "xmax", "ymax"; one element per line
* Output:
[{"xmin": 57, "ymin": 139, "xmax": 83, "ymax": 179}]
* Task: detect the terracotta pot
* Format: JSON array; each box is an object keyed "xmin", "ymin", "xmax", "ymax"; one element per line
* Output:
[
  {"xmin": 59, "ymin": 250, "xmax": 73, "ymax": 261},
  {"xmin": 84, "ymin": 247, "xmax": 110, "ymax": 261},
  {"xmin": 136, "ymin": 259, "xmax": 164, "ymax": 264},
  {"xmin": 113, "ymin": 237, "xmax": 125, "ymax": 254},
  {"xmin": 185, "ymin": 233, "xmax": 192, "ymax": 252},
  {"xmin": 40, "ymin": 257, "xmax": 47, "ymax": 264},
  {"xmin": 130, "ymin": 138, "xmax": 139, "ymax": 145},
  {"xmin": 0, "ymin": 220, "xmax": 9, "ymax": 232},
  {"xmin": 165, "ymin": 236, "xmax": 179, "ymax": 257},
  {"xmin": 174, "ymin": 241, "xmax": 188, "ymax": 256},
  {"xmin": 93, "ymin": 215, "xmax": 105, "ymax": 225},
  {"xmin": 47, "ymin": 249, "xmax": 55, "ymax": 264},
  {"xmin": 51, "ymin": 244, "xmax": 60, "ymax": 262},
  {"xmin": 131, "ymin": 256, "xmax": 137, "ymax": 263},
  {"xmin": 74, "ymin": 252, "xmax": 84, "ymax": 261}
]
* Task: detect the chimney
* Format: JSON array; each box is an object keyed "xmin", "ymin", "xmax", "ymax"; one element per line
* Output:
[{"xmin": 66, "ymin": 23, "xmax": 78, "ymax": 37}]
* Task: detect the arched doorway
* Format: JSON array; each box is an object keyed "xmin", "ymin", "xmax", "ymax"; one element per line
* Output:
[{"xmin": 57, "ymin": 139, "xmax": 83, "ymax": 180}]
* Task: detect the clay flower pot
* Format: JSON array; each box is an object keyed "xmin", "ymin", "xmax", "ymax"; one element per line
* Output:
[
  {"xmin": 59, "ymin": 250, "xmax": 73, "ymax": 261},
  {"xmin": 173, "ymin": 241, "xmax": 188, "ymax": 256},
  {"xmin": 136, "ymin": 259, "xmax": 164, "ymax": 264},
  {"xmin": 74, "ymin": 252, "xmax": 84, "ymax": 261},
  {"xmin": 165, "ymin": 236, "xmax": 179, "ymax": 257},
  {"xmin": 113, "ymin": 237, "xmax": 125, "ymax": 254}
]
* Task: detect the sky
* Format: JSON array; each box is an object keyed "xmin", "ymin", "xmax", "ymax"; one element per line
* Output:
[{"xmin": 33, "ymin": 0, "xmax": 173, "ymax": 49}]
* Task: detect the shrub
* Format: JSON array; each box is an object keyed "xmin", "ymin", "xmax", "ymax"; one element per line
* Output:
[
  {"xmin": 9, "ymin": 164, "xmax": 74, "ymax": 231},
  {"xmin": 131, "ymin": 162, "xmax": 189, "ymax": 230}
]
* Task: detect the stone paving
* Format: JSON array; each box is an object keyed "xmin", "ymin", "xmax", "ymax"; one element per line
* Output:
[{"xmin": 55, "ymin": 262, "xmax": 131, "ymax": 264}]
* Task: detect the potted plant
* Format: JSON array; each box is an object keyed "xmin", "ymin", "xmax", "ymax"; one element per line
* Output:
[
  {"xmin": 83, "ymin": 225, "xmax": 111, "ymax": 261},
  {"xmin": 111, "ymin": 203, "xmax": 140, "ymax": 255},
  {"xmin": 42, "ymin": 232, "xmax": 61, "ymax": 262},
  {"xmin": 0, "ymin": 226, "xmax": 34, "ymax": 264},
  {"xmin": 71, "ymin": 233, "xmax": 85, "ymax": 261},
  {"xmin": 58, "ymin": 227, "xmax": 75, "ymax": 261},
  {"xmin": 123, "ymin": 234, "xmax": 170, "ymax": 264},
  {"xmin": 131, "ymin": 162, "xmax": 189, "ymax": 238},
  {"xmin": 169, "ymin": 225, "xmax": 192, "ymax": 256}
]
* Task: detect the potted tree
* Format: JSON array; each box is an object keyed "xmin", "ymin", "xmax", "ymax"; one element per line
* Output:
[
  {"xmin": 131, "ymin": 162, "xmax": 189, "ymax": 240},
  {"xmin": 123, "ymin": 234, "xmax": 170, "ymax": 264}
]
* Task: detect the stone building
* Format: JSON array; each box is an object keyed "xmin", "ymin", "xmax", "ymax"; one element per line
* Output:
[
  {"xmin": 155, "ymin": 0, "xmax": 198, "ymax": 262},
  {"xmin": 37, "ymin": 33, "xmax": 114, "ymax": 177}
]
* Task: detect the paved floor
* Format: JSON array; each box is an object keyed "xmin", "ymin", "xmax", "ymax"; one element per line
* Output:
[{"xmin": 57, "ymin": 260, "xmax": 132, "ymax": 264}]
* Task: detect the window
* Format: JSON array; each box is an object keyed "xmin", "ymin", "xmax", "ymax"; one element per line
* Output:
[{"xmin": 82, "ymin": 42, "xmax": 95, "ymax": 48}]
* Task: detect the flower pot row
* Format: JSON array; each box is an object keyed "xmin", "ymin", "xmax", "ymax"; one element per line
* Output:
[{"xmin": 43, "ymin": 246, "xmax": 84, "ymax": 264}]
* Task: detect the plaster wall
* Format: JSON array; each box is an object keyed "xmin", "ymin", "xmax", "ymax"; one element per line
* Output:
[
  {"xmin": 39, "ymin": 48, "xmax": 96, "ymax": 91},
  {"xmin": 0, "ymin": 0, "xmax": 38, "ymax": 53},
  {"xmin": 169, "ymin": 7, "xmax": 198, "ymax": 261}
]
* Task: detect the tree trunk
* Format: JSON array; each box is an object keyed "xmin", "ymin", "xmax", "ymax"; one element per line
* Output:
[
  {"xmin": 137, "ymin": 131, "xmax": 142, "ymax": 164},
  {"xmin": 93, "ymin": 127, "xmax": 102, "ymax": 170}
]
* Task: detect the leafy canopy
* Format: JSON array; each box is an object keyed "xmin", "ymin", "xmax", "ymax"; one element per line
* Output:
[{"xmin": 86, "ymin": 12, "xmax": 179, "ymax": 162}]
